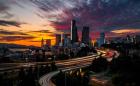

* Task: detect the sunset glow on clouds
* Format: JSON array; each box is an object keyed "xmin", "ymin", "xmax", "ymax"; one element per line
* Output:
[
  {"xmin": 0, "ymin": 0, "xmax": 140, "ymax": 46},
  {"xmin": 111, "ymin": 29, "xmax": 140, "ymax": 34}
]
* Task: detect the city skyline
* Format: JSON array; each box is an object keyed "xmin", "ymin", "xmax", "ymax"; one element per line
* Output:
[{"xmin": 0, "ymin": 0, "xmax": 140, "ymax": 46}]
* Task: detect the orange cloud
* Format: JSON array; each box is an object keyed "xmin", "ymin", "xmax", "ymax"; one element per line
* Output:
[
  {"xmin": 2, "ymin": 37, "xmax": 55, "ymax": 47},
  {"xmin": 0, "ymin": 28, "xmax": 56, "ymax": 47},
  {"xmin": 111, "ymin": 29, "xmax": 140, "ymax": 34}
]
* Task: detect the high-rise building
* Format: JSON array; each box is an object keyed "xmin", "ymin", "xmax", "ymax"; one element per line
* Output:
[
  {"xmin": 55, "ymin": 34, "xmax": 61, "ymax": 46},
  {"xmin": 71, "ymin": 20, "xmax": 78, "ymax": 43},
  {"xmin": 94, "ymin": 40, "xmax": 99, "ymax": 47},
  {"xmin": 135, "ymin": 35, "xmax": 140, "ymax": 43},
  {"xmin": 98, "ymin": 32, "xmax": 105, "ymax": 47},
  {"xmin": 41, "ymin": 38, "xmax": 44, "ymax": 47},
  {"xmin": 63, "ymin": 33, "xmax": 70, "ymax": 39},
  {"xmin": 46, "ymin": 39, "xmax": 51, "ymax": 46},
  {"xmin": 63, "ymin": 33, "xmax": 71, "ymax": 47},
  {"xmin": 82, "ymin": 26, "xmax": 90, "ymax": 44},
  {"xmin": 126, "ymin": 35, "xmax": 131, "ymax": 43}
]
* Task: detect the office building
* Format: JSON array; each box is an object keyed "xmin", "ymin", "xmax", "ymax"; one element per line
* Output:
[
  {"xmin": 71, "ymin": 20, "xmax": 78, "ymax": 43},
  {"xmin": 98, "ymin": 32, "xmax": 105, "ymax": 47},
  {"xmin": 82, "ymin": 26, "xmax": 90, "ymax": 44},
  {"xmin": 41, "ymin": 38, "xmax": 44, "ymax": 48},
  {"xmin": 135, "ymin": 35, "xmax": 140, "ymax": 43},
  {"xmin": 55, "ymin": 34, "xmax": 61, "ymax": 46},
  {"xmin": 63, "ymin": 33, "xmax": 71, "ymax": 47},
  {"xmin": 46, "ymin": 39, "xmax": 51, "ymax": 46}
]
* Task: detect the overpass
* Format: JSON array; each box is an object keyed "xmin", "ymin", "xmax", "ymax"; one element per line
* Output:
[
  {"xmin": 39, "ymin": 49, "xmax": 119, "ymax": 86},
  {"xmin": 39, "ymin": 54, "xmax": 99, "ymax": 86},
  {"xmin": 0, "ymin": 49, "xmax": 118, "ymax": 86}
]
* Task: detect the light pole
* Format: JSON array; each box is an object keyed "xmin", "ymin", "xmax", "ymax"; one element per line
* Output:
[
  {"xmin": 37, "ymin": 65, "xmax": 39, "ymax": 80},
  {"xmin": 65, "ymin": 72, "xmax": 67, "ymax": 86},
  {"xmin": 53, "ymin": 55, "xmax": 56, "ymax": 62}
]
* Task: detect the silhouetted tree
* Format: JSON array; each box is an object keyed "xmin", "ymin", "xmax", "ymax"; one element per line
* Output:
[{"xmin": 90, "ymin": 57, "xmax": 108, "ymax": 73}]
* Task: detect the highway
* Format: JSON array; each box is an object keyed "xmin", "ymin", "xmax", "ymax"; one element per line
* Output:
[
  {"xmin": 0, "ymin": 49, "xmax": 118, "ymax": 71},
  {"xmin": 0, "ymin": 49, "xmax": 119, "ymax": 86},
  {"xmin": 0, "ymin": 54, "xmax": 98, "ymax": 72},
  {"xmin": 0, "ymin": 54, "xmax": 99, "ymax": 86},
  {"xmin": 39, "ymin": 64, "xmax": 94, "ymax": 86},
  {"xmin": 39, "ymin": 71, "xmax": 59, "ymax": 86},
  {"xmin": 39, "ymin": 54, "xmax": 99, "ymax": 86},
  {"xmin": 39, "ymin": 50, "xmax": 119, "ymax": 86},
  {"xmin": 55, "ymin": 54, "xmax": 98, "ymax": 67},
  {"xmin": 0, "ymin": 53, "xmax": 99, "ymax": 86}
]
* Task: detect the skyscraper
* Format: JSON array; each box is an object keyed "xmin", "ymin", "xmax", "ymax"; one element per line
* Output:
[
  {"xmin": 55, "ymin": 34, "xmax": 61, "ymax": 46},
  {"xmin": 126, "ymin": 35, "xmax": 131, "ymax": 43},
  {"xmin": 46, "ymin": 39, "xmax": 51, "ymax": 46},
  {"xmin": 98, "ymin": 32, "xmax": 105, "ymax": 47},
  {"xmin": 135, "ymin": 35, "xmax": 140, "ymax": 43},
  {"xmin": 41, "ymin": 38, "xmax": 44, "ymax": 47},
  {"xmin": 71, "ymin": 20, "xmax": 78, "ymax": 43},
  {"xmin": 63, "ymin": 33, "xmax": 71, "ymax": 47},
  {"xmin": 82, "ymin": 26, "xmax": 90, "ymax": 44}
]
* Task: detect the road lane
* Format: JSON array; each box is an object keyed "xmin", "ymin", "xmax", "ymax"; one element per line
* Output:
[
  {"xmin": 39, "ymin": 50, "xmax": 119, "ymax": 86},
  {"xmin": 39, "ymin": 54, "xmax": 99, "ymax": 86}
]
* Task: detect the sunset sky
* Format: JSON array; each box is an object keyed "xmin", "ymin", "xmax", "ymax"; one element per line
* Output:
[{"xmin": 0, "ymin": 0, "xmax": 140, "ymax": 47}]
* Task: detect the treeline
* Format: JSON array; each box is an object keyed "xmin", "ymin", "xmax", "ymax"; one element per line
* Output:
[
  {"xmin": 0, "ymin": 63, "xmax": 57, "ymax": 86},
  {"xmin": 89, "ymin": 43, "xmax": 140, "ymax": 86}
]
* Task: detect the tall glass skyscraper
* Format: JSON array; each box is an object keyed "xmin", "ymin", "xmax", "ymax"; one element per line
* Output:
[
  {"xmin": 82, "ymin": 26, "xmax": 90, "ymax": 44},
  {"xmin": 98, "ymin": 32, "xmax": 105, "ymax": 47},
  {"xmin": 71, "ymin": 20, "xmax": 78, "ymax": 43}
]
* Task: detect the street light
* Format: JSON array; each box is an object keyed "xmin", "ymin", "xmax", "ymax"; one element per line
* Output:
[{"xmin": 65, "ymin": 72, "xmax": 67, "ymax": 86}]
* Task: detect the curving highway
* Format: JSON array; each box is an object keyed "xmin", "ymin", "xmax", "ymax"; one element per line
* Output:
[
  {"xmin": 0, "ymin": 49, "xmax": 119, "ymax": 86},
  {"xmin": 39, "ymin": 54, "xmax": 99, "ymax": 86},
  {"xmin": 39, "ymin": 50, "xmax": 119, "ymax": 86}
]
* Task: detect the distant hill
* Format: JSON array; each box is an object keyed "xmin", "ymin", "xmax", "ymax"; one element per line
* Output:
[{"xmin": 0, "ymin": 43, "xmax": 39, "ymax": 49}]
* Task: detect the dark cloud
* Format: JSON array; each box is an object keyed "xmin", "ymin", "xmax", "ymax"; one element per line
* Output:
[
  {"xmin": 28, "ymin": 40, "xmax": 40, "ymax": 42},
  {"xmin": 0, "ymin": 29, "xmax": 28, "ymax": 35},
  {"xmin": 0, "ymin": 29, "xmax": 35, "ymax": 41},
  {"xmin": 51, "ymin": 21, "xmax": 70, "ymax": 31},
  {"xmin": 32, "ymin": 0, "xmax": 140, "ymax": 32},
  {"xmin": 0, "ymin": 4, "xmax": 8, "ymax": 12},
  {"xmin": 29, "ymin": 30, "xmax": 53, "ymax": 33},
  {"xmin": 0, "ymin": 0, "xmax": 15, "ymax": 19},
  {"xmin": 0, "ymin": 36, "xmax": 35, "ymax": 41},
  {"xmin": 0, "ymin": 20, "xmax": 22, "ymax": 27},
  {"xmin": 0, "ymin": 0, "xmax": 9, "ymax": 12},
  {"xmin": 36, "ymin": 30, "xmax": 52, "ymax": 33},
  {"xmin": 0, "ymin": 0, "xmax": 140, "ymax": 36}
]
